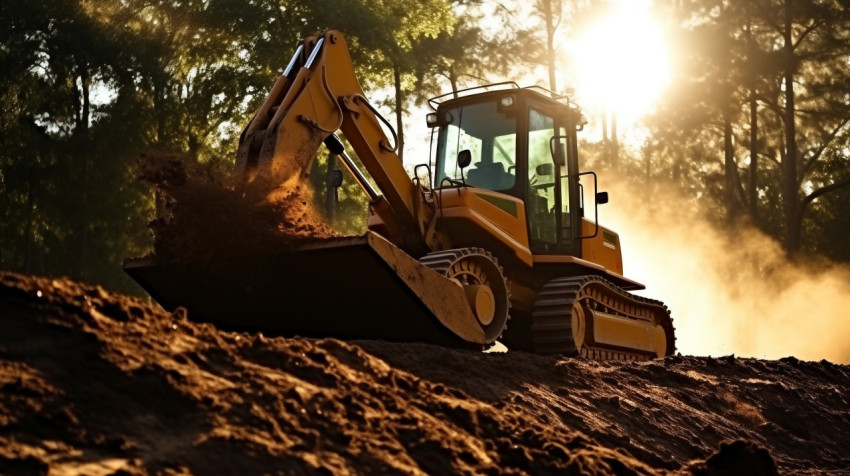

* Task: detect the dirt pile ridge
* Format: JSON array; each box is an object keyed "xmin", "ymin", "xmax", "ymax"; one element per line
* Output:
[{"xmin": 1, "ymin": 271, "xmax": 848, "ymax": 475}]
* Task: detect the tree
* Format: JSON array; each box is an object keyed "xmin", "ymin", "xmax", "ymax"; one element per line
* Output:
[
  {"xmin": 0, "ymin": 0, "xmax": 292, "ymax": 291},
  {"xmin": 642, "ymin": 0, "xmax": 850, "ymax": 259},
  {"xmin": 773, "ymin": 0, "xmax": 850, "ymax": 255},
  {"xmin": 0, "ymin": 0, "xmax": 152, "ymax": 286},
  {"xmin": 410, "ymin": 2, "xmax": 516, "ymax": 98}
]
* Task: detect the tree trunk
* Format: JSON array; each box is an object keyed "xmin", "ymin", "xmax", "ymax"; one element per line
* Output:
[
  {"xmin": 673, "ymin": 151, "xmax": 683, "ymax": 183},
  {"xmin": 75, "ymin": 62, "xmax": 92, "ymax": 279},
  {"xmin": 449, "ymin": 68, "xmax": 459, "ymax": 97},
  {"xmin": 723, "ymin": 108, "xmax": 737, "ymax": 223},
  {"xmin": 393, "ymin": 65, "xmax": 405, "ymax": 162},
  {"xmin": 543, "ymin": 0, "xmax": 557, "ymax": 91},
  {"xmin": 782, "ymin": 0, "xmax": 801, "ymax": 255},
  {"xmin": 188, "ymin": 135, "xmax": 200, "ymax": 161},
  {"xmin": 24, "ymin": 179, "xmax": 34, "ymax": 274},
  {"xmin": 325, "ymin": 154, "xmax": 338, "ymax": 226},
  {"xmin": 748, "ymin": 90, "xmax": 759, "ymax": 220},
  {"xmin": 601, "ymin": 109, "xmax": 608, "ymax": 142},
  {"xmin": 745, "ymin": 10, "xmax": 759, "ymax": 221},
  {"xmin": 153, "ymin": 75, "xmax": 167, "ymax": 146},
  {"xmin": 611, "ymin": 113, "xmax": 619, "ymax": 168}
]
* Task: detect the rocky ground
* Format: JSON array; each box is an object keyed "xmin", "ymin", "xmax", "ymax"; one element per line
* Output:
[{"xmin": 1, "ymin": 271, "xmax": 849, "ymax": 475}]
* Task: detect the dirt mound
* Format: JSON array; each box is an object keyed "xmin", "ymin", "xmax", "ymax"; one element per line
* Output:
[{"xmin": 1, "ymin": 271, "xmax": 848, "ymax": 475}]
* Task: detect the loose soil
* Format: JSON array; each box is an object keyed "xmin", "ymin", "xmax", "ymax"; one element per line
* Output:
[
  {"xmin": 1, "ymin": 271, "xmax": 848, "ymax": 475},
  {"xmin": 136, "ymin": 151, "xmax": 338, "ymax": 272}
]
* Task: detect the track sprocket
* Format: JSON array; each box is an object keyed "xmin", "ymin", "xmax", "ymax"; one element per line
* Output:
[{"xmin": 420, "ymin": 248, "xmax": 511, "ymax": 344}]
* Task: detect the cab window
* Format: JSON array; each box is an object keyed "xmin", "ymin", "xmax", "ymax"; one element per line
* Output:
[
  {"xmin": 527, "ymin": 108, "xmax": 570, "ymax": 251},
  {"xmin": 435, "ymin": 100, "xmax": 517, "ymax": 191}
]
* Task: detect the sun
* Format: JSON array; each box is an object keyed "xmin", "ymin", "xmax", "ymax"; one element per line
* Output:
[{"xmin": 568, "ymin": 2, "xmax": 672, "ymax": 123}]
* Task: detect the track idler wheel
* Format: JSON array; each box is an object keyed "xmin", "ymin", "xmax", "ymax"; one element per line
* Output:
[{"xmin": 420, "ymin": 248, "xmax": 510, "ymax": 343}]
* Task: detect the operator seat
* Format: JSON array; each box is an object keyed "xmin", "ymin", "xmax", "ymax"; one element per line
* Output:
[{"xmin": 466, "ymin": 162, "xmax": 514, "ymax": 190}]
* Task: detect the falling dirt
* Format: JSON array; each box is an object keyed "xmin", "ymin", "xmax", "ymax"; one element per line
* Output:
[
  {"xmin": 1, "ymin": 271, "xmax": 848, "ymax": 475},
  {"xmin": 135, "ymin": 151, "xmax": 339, "ymax": 273}
]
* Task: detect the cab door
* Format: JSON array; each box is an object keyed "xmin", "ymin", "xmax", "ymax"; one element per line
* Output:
[{"xmin": 525, "ymin": 106, "xmax": 581, "ymax": 257}]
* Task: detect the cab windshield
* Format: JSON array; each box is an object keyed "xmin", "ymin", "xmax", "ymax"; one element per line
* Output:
[{"xmin": 433, "ymin": 100, "xmax": 517, "ymax": 191}]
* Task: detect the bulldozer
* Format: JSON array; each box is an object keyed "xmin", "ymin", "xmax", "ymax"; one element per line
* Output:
[{"xmin": 125, "ymin": 30, "xmax": 675, "ymax": 360}]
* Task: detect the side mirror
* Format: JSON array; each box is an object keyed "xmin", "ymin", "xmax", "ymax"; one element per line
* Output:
[
  {"xmin": 457, "ymin": 149, "xmax": 472, "ymax": 169},
  {"xmin": 548, "ymin": 135, "xmax": 567, "ymax": 167},
  {"xmin": 426, "ymin": 113, "xmax": 439, "ymax": 128},
  {"xmin": 596, "ymin": 191, "xmax": 609, "ymax": 205},
  {"xmin": 536, "ymin": 163, "xmax": 554, "ymax": 176}
]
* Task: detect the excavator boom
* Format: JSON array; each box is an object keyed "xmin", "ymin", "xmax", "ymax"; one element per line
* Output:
[{"xmin": 236, "ymin": 31, "xmax": 431, "ymax": 252}]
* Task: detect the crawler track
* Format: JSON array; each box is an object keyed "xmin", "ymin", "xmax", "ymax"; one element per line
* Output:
[{"xmin": 531, "ymin": 276, "xmax": 675, "ymax": 360}]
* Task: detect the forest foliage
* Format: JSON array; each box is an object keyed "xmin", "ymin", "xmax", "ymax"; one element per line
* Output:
[{"xmin": 1, "ymin": 0, "xmax": 849, "ymax": 293}]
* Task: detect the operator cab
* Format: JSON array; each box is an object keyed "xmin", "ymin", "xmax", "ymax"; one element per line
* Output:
[{"xmin": 428, "ymin": 85, "xmax": 589, "ymax": 257}]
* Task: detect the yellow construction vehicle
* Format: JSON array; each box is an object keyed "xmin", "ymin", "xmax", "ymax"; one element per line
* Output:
[{"xmin": 125, "ymin": 30, "xmax": 674, "ymax": 359}]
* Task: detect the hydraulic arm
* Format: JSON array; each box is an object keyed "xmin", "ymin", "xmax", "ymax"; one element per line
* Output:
[{"xmin": 235, "ymin": 30, "xmax": 435, "ymax": 253}]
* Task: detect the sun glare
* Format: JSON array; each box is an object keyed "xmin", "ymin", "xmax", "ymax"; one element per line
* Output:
[{"xmin": 569, "ymin": 3, "xmax": 672, "ymax": 122}]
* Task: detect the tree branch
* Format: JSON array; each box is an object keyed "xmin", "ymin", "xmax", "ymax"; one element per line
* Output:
[
  {"xmin": 800, "ymin": 173, "xmax": 850, "ymax": 215},
  {"xmin": 731, "ymin": 157, "xmax": 749, "ymax": 208},
  {"xmin": 801, "ymin": 117, "xmax": 850, "ymax": 176},
  {"xmin": 793, "ymin": 18, "xmax": 826, "ymax": 50},
  {"xmin": 756, "ymin": 94, "xmax": 785, "ymax": 123}
]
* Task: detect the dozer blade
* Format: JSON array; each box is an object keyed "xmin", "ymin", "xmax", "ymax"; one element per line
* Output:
[{"xmin": 124, "ymin": 232, "xmax": 489, "ymax": 347}]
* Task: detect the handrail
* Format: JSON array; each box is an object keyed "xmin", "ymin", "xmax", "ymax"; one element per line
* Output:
[
  {"xmin": 427, "ymin": 82, "xmax": 519, "ymax": 110},
  {"xmin": 427, "ymin": 83, "xmax": 582, "ymax": 112}
]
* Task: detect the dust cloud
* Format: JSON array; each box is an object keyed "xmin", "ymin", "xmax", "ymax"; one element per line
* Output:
[{"xmin": 601, "ymin": 179, "xmax": 850, "ymax": 364}]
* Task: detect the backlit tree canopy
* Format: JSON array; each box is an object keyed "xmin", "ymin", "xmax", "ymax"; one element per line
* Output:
[{"xmin": 2, "ymin": 0, "xmax": 850, "ymax": 292}]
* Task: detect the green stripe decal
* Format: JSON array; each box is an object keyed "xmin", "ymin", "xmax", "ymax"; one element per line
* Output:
[
  {"xmin": 602, "ymin": 230, "xmax": 618, "ymax": 248},
  {"xmin": 477, "ymin": 193, "xmax": 518, "ymax": 217}
]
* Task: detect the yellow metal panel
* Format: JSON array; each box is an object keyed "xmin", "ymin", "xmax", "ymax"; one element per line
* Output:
[
  {"xmin": 592, "ymin": 310, "xmax": 665, "ymax": 357},
  {"xmin": 580, "ymin": 219, "xmax": 623, "ymax": 275},
  {"xmin": 366, "ymin": 232, "xmax": 488, "ymax": 343},
  {"xmin": 531, "ymin": 254, "xmax": 645, "ymax": 290},
  {"xmin": 436, "ymin": 188, "xmax": 533, "ymax": 266},
  {"xmin": 438, "ymin": 189, "xmax": 528, "ymax": 243}
]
